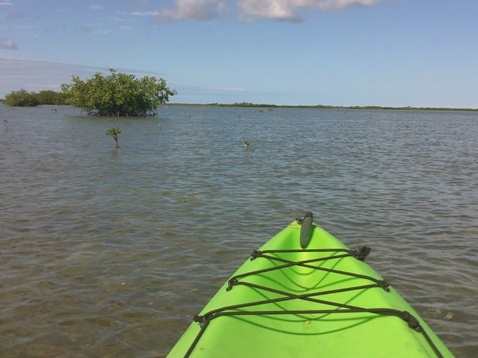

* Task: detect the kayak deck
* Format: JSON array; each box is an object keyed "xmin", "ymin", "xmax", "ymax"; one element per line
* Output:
[{"xmin": 168, "ymin": 214, "xmax": 453, "ymax": 357}]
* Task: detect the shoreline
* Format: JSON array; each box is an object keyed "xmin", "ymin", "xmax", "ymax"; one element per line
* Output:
[{"xmin": 167, "ymin": 102, "xmax": 478, "ymax": 112}]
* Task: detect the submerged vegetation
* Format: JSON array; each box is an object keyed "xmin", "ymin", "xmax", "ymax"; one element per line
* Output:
[{"xmin": 106, "ymin": 127, "xmax": 122, "ymax": 149}]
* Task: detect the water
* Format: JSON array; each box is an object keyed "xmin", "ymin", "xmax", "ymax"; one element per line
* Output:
[{"xmin": 1, "ymin": 104, "xmax": 477, "ymax": 357}]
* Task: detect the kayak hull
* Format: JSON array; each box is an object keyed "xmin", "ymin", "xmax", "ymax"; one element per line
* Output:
[{"xmin": 168, "ymin": 219, "xmax": 453, "ymax": 357}]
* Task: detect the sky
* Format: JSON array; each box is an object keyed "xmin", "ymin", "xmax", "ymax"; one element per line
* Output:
[{"xmin": 1, "ymin": 0, "xmax": 478, "ymax": 107}]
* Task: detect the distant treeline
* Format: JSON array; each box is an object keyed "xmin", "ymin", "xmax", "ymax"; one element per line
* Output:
[
  {"xmin": 171, "ymin": 102, "xmax": 478, "ymax": 111},
  {"xmin": 1, "ymin": 89, "xmax": 67, "ymax": 107}
]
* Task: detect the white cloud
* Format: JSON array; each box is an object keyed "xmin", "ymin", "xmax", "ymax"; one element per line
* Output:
[
  {"xmin": 239, "ymin": 0, "xmax": 305, "ymax": 22},
  {"xmin": 120, "ymin": 0, "xmax": 384, "ymax": 23},
  {"xmin": 152, "ymin": 0, "xmax": 383, "ymax": 22},
  {"xmin": 157, "ymin": 0, "xmax": 226, "ymax": 21},
  {"xmin": 0, "ymin": 0, "xmax": 14, "ymax": 6},
  {"xmin": 0, "ymin": 37, "xmax": 17, "ymax": 50},
  {"xmin": 239, "ymin": 0, "xmax": 384, "ymax": 22}
]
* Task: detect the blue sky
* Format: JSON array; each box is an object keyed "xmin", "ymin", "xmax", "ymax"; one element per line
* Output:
[{"xmin": 1, "ymin": 0, "xmax": 477, "ymax": 107}]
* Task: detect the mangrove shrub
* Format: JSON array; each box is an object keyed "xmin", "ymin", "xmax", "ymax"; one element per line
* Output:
[
  {"xmin": 2, "ymin": 89, "xmax": 67, "ymax": 106},
  {"xmin": 35, "ymin": 90, "xmax": 67, "ymax": 105},
  {"xmin": 3, "ymin": 89, "xmax": 40, "ymax": 107},
  {"xmin": 61, "ymin": 69, "xmax": 177, "ymax": 117}
]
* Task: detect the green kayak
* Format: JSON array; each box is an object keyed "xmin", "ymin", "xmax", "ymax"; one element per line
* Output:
[{"xmin": 168, "ymin": 212, "xmax": 453, "ymax": 357}]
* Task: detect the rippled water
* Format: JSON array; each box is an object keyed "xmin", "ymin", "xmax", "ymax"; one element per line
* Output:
[{"xmin": 1, "ymin": 104, "xmax": 477, "ymax": 357}]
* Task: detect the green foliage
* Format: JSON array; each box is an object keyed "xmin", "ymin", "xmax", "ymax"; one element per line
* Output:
[
  {"xmin": 2, "ymin": 89, "xmax": 67, "ymax": 106},
  {"xmin": 3, "ymin": 89, "xmax": 40, "ymax": 107},
  {"xmin": 35, "ymin": 90, "xmax": 67, "ymax": 105},
  {"xmin": 61, "ymin": 69, "xmax": 177, "ymax": 117},
  {"xmin": 106, "ymin": 127, "xmax": 122, "ymax": 148}
]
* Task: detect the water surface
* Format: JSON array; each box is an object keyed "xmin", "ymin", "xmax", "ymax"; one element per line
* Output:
[{"xmin": 1, "ymin": 105, "xmax": 477, "ymax": 357}]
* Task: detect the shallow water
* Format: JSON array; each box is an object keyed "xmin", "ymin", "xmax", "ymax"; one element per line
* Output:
[{"xmin": 1, "ymin": 104, "xmax": 477, "ymax": 357}]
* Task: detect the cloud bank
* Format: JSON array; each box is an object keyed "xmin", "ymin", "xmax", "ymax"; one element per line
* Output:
[
  {"xmin": 0, "ymin": 58, "xmax": 169, "ymax": 98},
  {"xmin": 155, "ymin": 0, "xmax": 383, "ymax": 22},
  {"xmin": 0, "ymin": 58, "xmax": 99, "ymax": 97}
]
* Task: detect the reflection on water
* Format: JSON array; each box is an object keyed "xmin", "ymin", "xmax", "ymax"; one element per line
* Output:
[{"xmin": 1, "ymin": 105, "xmax": 477, "ymax": 357}]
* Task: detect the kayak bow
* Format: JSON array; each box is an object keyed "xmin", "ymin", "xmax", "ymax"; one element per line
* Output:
[{"xmin": 168, "ymin": 213, "xmax": 453, "ymax": 357}]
